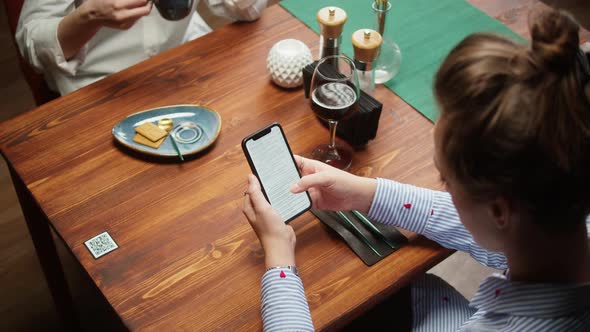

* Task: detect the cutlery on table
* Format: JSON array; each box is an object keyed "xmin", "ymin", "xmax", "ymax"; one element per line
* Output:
[
  {"xmin": 335, "ymin": 211, "xmax": 383, "ymax": 257},
  {"xmin": 157, "ymin": 118, "xmax": 184, "ymax": 161},
  {"xmin": 351, "ymin": 210, "xmax": 397, "ymax": 249}
]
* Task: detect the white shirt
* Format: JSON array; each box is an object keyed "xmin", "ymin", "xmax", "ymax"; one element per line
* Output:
[{"xmin": 16, "ymin": 0, "xmax": 267, "ymax": 95}]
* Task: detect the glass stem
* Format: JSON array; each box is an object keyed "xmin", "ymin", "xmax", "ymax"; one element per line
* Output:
[{"xmin": 328, "ymin": 120, "xmax": 338, "ymax": 149}]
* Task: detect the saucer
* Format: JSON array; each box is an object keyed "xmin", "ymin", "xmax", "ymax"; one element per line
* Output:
[{"xmin": 112, "ymin": 105, "xmax": 221, "ymax": 157}]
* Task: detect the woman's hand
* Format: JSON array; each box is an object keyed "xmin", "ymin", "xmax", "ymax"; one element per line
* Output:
[
  {"xmin": 243, "ymin": 174, "xmax": 296, "ymax": 268},
  {"xmin": 290, "ymin": 155, "xmax": 377, "ymax": 213}
]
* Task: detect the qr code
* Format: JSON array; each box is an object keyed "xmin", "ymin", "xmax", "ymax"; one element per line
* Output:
[{"xmin": 84, "ymin": 231, "xmax": 119, "ymax": 259}]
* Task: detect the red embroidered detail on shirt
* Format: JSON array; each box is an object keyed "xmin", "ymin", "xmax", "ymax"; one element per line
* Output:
[
  {"xmin": 403, "ymin": 203, "xmax": 412, "ymax": 209},
  {"xmin": 495, "ymin": 289, "xmax": 501, "ymax": 298},
  {"xmin": 442, "ymin": 296, "xmax": 449, "ymax": 302},
  {"xmin": 279, "ymin": 271, "xmax": 286, "ymax": 278},
  {"xmin": 430, "ymin": 209, "xmax": 434, "ymax": 216}
]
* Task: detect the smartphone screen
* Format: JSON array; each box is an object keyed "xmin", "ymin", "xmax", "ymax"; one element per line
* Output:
[{"xmin": 242, "ymin": 123, "xmax": 311, "ymax": 223}]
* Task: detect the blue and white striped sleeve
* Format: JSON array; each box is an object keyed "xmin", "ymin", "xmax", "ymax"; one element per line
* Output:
[
  {"xmin": 260, "ymin": 269, "xmax": 314, "ymax": 332},
  {"xmin": 368, "ymin": 178, "xmax": 507, "ymax": 270}
]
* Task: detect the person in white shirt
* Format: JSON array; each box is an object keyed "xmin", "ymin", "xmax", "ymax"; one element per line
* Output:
[{"xmin": 16, "ymin": 0, "xmax": 267, "ymax": 96}]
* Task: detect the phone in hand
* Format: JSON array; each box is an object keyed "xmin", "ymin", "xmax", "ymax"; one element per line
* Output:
[{"xmin": 242, "ymin": 122, "xmax": 312, "ymax": 223}]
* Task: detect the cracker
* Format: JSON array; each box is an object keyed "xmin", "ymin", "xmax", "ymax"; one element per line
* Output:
[
  {"xmin": 133, "ymin": 133, "xmax": 166, "ymax": 149},
  {"xmin": 135, "ymin": 122, "xmax": 168, "ymax": 142}
]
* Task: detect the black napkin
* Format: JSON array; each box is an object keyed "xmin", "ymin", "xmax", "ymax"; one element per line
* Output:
[
  {"xmin": 302, "ymin": 61, "xmax": 383, "ymax": 148},
  {"xmin": 311, "ymin": 210, "xmax": 407, "ymax": 266}
]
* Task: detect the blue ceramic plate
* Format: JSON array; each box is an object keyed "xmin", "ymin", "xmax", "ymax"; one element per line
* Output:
[{"xmin": 112, "ymin": 105, "xmax": 222, "ymax": 157}]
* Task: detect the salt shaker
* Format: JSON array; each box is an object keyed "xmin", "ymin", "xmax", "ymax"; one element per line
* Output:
[
  {"xmin": 316, "ymin": 6, "xmax": 347, "ymax": 60},
  {"xmin": 352, "ymin": 29, "xmax": 382, "ymax": 94}
]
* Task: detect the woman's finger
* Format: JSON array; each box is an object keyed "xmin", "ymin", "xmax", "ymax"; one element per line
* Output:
[
  {"xmin": 291, "ymin": 172, "xmax": 330, "ymax": 193},
  {"xmin": 242, "ymin": 193, "xmax": 256, "ymax": 222},
  {"xmin": 293, "ymin": 154, "xmax": 304, "ymax": 171},
  {"xmin": 296, "ymin": 154, "xmax": 320, "ymax": 174},
  {"xmin": 247, "ymin": 174, "xmax": 270, "ymax": 211},
  {"xmin": 306, "ymin": 188, "xmax": 320, "ymax": 209}
]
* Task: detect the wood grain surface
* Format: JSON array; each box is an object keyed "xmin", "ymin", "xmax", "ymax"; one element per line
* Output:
[{"xmin": 1, "ymin": 1, "xmax": 588, "ymax": 330}]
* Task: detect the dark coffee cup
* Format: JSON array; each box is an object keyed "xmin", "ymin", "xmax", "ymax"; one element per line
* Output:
[{"xmin": 153, "ymin": 0, "xmax": 194, "ymax": 21}]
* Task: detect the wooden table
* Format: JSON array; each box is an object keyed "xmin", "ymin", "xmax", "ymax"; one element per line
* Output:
[{"xmin": 1, "ymin": 1, "xmax": 587, "ymax": 331}]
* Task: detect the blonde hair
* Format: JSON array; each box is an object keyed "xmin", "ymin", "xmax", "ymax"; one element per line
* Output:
[{"xmin": 434, "ymin": 8, "xmax": 590, "ymax": 227}]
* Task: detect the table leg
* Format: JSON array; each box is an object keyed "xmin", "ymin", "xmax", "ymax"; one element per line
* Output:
[{"xmin": 9, "ymin": 165, "xmax": 81, "ymax": 331}]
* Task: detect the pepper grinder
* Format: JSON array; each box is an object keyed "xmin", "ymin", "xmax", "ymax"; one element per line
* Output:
[
  {"xmin": 316, "ymin": 6, "xmax": 347, "ymax": 60},
  {"xmin": 352, "ymin": 29, "xmax": 382, "ymax": 94}
]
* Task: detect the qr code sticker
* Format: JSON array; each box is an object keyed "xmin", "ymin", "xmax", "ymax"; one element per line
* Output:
[{"xmin": 84, "ymin": 231, "xmax": 119, "ymax": 259}]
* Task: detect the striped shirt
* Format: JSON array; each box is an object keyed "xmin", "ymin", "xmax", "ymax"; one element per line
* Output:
[
  {"xmin": 259, "ymin": 178, "xmax": 590, "ymax": 331},
  {"xmin": 260, "ymin": 268, "xmax": 314, "ymax": 332}
]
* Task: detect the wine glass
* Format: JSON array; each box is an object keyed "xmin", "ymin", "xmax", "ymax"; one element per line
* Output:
[{"xmin": 309, "ymin": 55, "xmax": 360, "ymax": 170}]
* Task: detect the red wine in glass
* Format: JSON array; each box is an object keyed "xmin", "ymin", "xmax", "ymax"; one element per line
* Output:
[
  {"xmin": 309, "ymin": 55, "xmax": 360, "ymax": 170},
  {"xmin": 311, "ymin": 82, "xmax": 359, "ymax": 121}
]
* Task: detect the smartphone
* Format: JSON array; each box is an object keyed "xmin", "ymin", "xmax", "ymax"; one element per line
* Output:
[{"xmin": 242, "ymin": 123, "xmax": 312, "ymax": 223}]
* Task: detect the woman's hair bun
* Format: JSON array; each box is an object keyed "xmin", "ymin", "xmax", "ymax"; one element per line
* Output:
[{"xmin": 530, "ymin": 8, "xmax": 579, "ymax": 73}]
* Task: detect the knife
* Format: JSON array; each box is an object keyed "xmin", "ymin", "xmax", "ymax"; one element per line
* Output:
[
  {"xmin": 351, "ymin": 210, "xmax": 397, "ymax": 249},
  {"xmin": 335, "ymin": 211, "xmax": 383, "ymax": 257}
]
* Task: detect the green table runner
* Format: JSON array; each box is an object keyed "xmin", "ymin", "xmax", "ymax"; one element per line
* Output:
[{"xmin": 280, "ymin": 0, "xmax": 523, "ymax": 122}]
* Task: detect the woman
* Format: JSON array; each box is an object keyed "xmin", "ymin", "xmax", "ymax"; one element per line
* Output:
[{"xmin": 243, "ymin": 6, "xmax": 590, "ymax": 332}]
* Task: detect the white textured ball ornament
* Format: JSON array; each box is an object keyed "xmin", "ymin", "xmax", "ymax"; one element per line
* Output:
[{"xmin": 266, "ymin": 39, "xmax": 313, "ymax": 88}]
